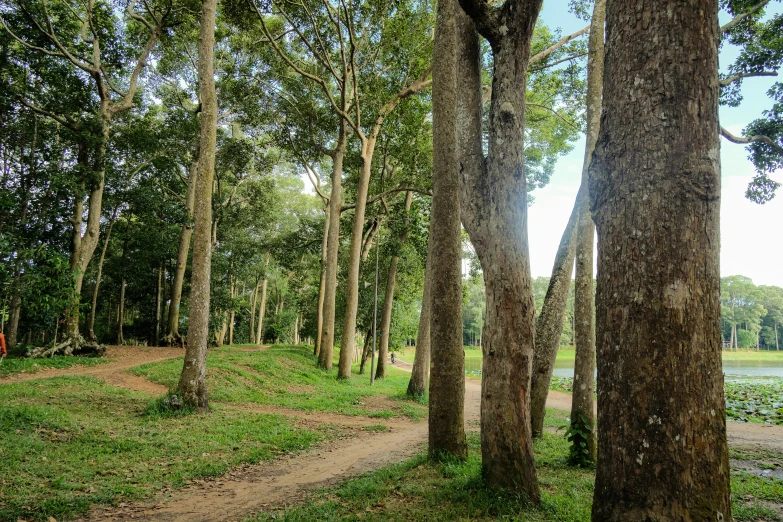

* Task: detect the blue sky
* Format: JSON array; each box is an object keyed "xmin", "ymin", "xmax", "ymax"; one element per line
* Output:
[{"xmin": 529, "ymin": 2, "xmax": 783, "ymax": 287}]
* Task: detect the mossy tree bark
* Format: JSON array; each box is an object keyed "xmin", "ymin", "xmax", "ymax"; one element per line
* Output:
[
  {"xmin": 590, "ymin": 0, "xmax": 730, "ymax": 518},
  {"xmin": 407, "ymin": 240, "xmax": 433, "ymax": 396}
]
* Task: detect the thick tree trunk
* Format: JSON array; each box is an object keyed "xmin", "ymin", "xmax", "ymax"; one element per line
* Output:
[
  {"xmin": 165, "ymin": 155, "xmax": 199, "ymax": 344},
  {"xmin": 428, "ymin": 0, "xmax": 467, "ymax": 461},
  {"xmin": 376, "ymin": 192, "xmax": 413, "ymax": 380},
  {"xmin": 407, "ymin": 241, "xmax": 433, "ymax": 396},
  {"xmin": 569, "ymin": 0, "xmax": 604, "ymax": 464},
  {"xmin": 178, "ymin": 0, "xmax": 217, "ymax": 411},
  {"xmin": 456, "ymin": 0, "xmax": 543, "ymax": 500},
  {"xmin": 315, "ymin": 204, "xmax": 330, "ymax": 356},
  {"xmin": 589, "ymin": 0, "xmax": 730, "ymax": 518},
  {"xmin": 88, "ymin": 213, "xmax": 115, "ymax": 341},
  {"xmin": 530, "ymin": 189, "xmax": 580, "ymax": 436},
  {"xmin": 318, "ymin": 128, "xmax": 347, "ymax": 370}
]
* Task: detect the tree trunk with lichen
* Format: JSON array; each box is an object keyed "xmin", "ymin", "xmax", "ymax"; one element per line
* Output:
[
  {"xmin": 428, "ymin": 0, "xmax": 468, "ymax": 461},
  {"xmin": 178, "ymin": 0, "xmax": 217, "ymax": 411},
  {"xmin": 590, "ymin": 0, "xmax": 730, "ymax": 518},
  {"xmin": 456, "ymin": 0, "xmax": 543, "ymax": 501},
  {"xmin": 407, "ymin": 240, "xmax": 433, "ymax": 396}
]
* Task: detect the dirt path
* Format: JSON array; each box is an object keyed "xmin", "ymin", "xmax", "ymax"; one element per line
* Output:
[{"xmin": 4, "ymin": 348, "xmax": 782, "ymax": 521}]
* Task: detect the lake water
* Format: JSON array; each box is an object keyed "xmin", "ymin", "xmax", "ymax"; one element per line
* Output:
[{"xmin": 552, "ymin": 359, "xmax": 783, "ymax": 379}]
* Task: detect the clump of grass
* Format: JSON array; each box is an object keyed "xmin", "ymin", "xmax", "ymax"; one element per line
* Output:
[{"xmin": 143, "ymin": 392, "xmax": 196, "ymax": 418}]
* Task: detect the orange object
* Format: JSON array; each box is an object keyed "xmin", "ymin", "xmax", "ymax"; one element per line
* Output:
[{"xmin": 0, "ymin": 332, "xmax": 6, "ymax": 356}]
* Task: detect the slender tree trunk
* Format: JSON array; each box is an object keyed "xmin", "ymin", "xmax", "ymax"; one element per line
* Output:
[
  {"xmin": 359, "ymin": 327, "xmax": 373, "ymax": 374},
  {"xmin": 315, "ymin": 203, "xmax": 330, "ymax": 356},
  {"xmin": 117, "ymin": 278, "xmax": 126, "ymax": 345},
  {"xmin": 249, "ymin": 277, "xmax": 260, "ymax": 344},
  {"xmin": 456, "ymin": 0, "xmax": 543, "ymax": 499},
  {"xmin": 178, "ymin": 0, "xmax": 217, "ymax": 411},
  {"xmin": 428, "ymin": 0, "xmax": 467, "ymax": 461},
  {"xmin": 256, "ymin": 258, "xmax": 269, "ymax": 344},
  {"xmin": 6, "ymin": 269, "xmax": 23, "ymax": 350},
  {"xmin": 155, "ymin": 264, "xmax": 163, "ymax": 344},
  {"xmin": 776, "ymin": 322, "xmax": 779, "ymax": 350},
  {"xmin": 88, "ymin": 212, "xmax": 117, "ymax": 341},
  {"xmin": 530, "ymin": 187, "xmax": 580, "ymax": 436},
  {"xmin": 407, "ymin": 241, "xmax": 433, "ymax": 396},
  {"xmin": 166, "ymin": 154, "xmax": 199, "ymax": 343},
  {"xmin": 590, "ymin": 0, "xmax": 730, "ymax": 518},
  {"xmin": 318, "ymin": 127, "xmax": 347, "ymax": 370},
  {"xmin": 569, "ymin": 0, "xmax": 604, "ymax": 464},
  {"xmin": 376, "ymin": 192, "xmax": 413, "ymax": 380},
  {"xmin": 338, "ymin": 136, "xmax": 379, "ymax": 379},
  {"xmin": 228, "ymin": 276, "xmax": 235, "ymax": 346}
]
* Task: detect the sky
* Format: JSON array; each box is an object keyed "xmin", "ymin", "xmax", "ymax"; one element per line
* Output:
[{"xmin": 526, "ymin": 2, "xmax": 783, "ymax": 287}]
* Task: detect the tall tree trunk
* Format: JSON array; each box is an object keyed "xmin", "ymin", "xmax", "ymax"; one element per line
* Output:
[
  {"xmin": 590, "ymin": 0, "xmax": 730, "ymax": 518},
  {"xmin": 407, "ymin": 240, "xmax": 433, "ymax": 396},
  {"xmin": 178, "ymin": 0, "xmax": 217, "ymax": 411},
  {"xmin": 376, "ymin": 192, "xmax": 413, "ymax": 380},
  {"xmin": 530, "ymin": 188, "xmax": 580, "ymax": 436},
  {"xmin": 457, "ymin": 0, "xmax": 543, "ymax": 500},
  {"xmin": 318, "ymin": 127, "xmax": 347, "ymax": 370},
  {"xmin": 315, "ymin": 203, "xmax": 330, "ymax": 356},
  {"xmin": 256, "ymin": 257, "xmax": 269, "ymax": 345},
  {"xmin": 776, "ymin": 322, "xmax": 779, "ymax": 351},
  {"xmin": 428, "ymin": 0, "xmax": 467, "ymax": 461},
  {"xmin": 569, "ymin": 0, "xmax": 605, "ymax": 465},
  {"xmin": 338, "ymin": 138, "xmax": 378, "ymax": 379},
  {"xmin": 249, "ymin": 277, "xmax": 260, "ymax": 344},
  {"xmin": 88, "ymin": 211, "xmax": 117, "ymax": 341},
  {"xmin": 155, "ymin": 264, "xmax": 163, "ymax": 344},
  {"xmin": 6, "ymin": 269, "xmax": 23, "ymax": 350},
  {"xmin": 228, "ymin": 275, "xmax": 235, "ymax": 346},
  {"xmin": 116, "ymin": 219, "xmax": 131, "ymax": 346},
  {"xmin": 166, "ymin": 154, "xmax": 199, "ymax": 343}
]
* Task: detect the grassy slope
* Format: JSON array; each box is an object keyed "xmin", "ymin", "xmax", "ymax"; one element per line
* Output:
[
  {"xmin": 0, "ymin": 345, "xmax": 424, "ymax": 521},
  {"xmin": 131, "ymin": 345, "xmax": 427, "ymax": 420}
]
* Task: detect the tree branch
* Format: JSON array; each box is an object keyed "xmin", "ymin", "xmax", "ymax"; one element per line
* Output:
[
  {"xmin": 721, "ymin": 126, "xmax": 783, "ymax": 152},
  {"xmin": 341, "ymin": 186, "xmax": 431, "ymax": 211},
  {"xmin": 530, "ymin": 25, "xmax": 590, "ymax": 64},
  {"xmin": 720, "ymin": 71, "xmax": 778, "ymax": 87},
  {"xmin": 721, "ymin": 0, "xmax": 772, "ymax": 33},
  {"xmin": 457, "ymin": 0, "xmax": 502, "ymax": 45}
]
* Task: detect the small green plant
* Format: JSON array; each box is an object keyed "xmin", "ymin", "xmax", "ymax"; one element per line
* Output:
[
  {"xmin": 143, "ymin": 392, "xmax": 196, "ymax": 418},
  {"xmin": 563, "ymin": 412, "xmax": 594, "ymax": 468}
]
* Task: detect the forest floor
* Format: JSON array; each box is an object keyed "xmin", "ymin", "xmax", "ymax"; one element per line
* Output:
[{"xmin": 2, "ymin": 345, "xmax": 782, "ymax": 521}]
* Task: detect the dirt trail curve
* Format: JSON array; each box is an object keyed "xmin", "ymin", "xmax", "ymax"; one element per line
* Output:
[{"xmin": 2, "ymin": 347, "xmax": 781, "ymax": 521}]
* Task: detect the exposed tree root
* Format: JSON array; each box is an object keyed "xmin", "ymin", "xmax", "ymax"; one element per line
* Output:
[{"xmin": 25, "ymin": 335, "xmax": 106, "ymax": 358}]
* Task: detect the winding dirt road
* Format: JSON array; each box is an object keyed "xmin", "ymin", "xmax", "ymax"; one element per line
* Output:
[{"xmin": 2, "ymin": 346, "xmax": 781, "ymax": 521}]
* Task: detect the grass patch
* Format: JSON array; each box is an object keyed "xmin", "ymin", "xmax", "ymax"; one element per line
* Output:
[
  {"xmin": 131, "ymin": 345, "xmax": 427, "ymax": 420},
  {"xmin": 0, "ymin": 356, "xmax": 107, "ymax": 378},
  {"xmin": 246, "ymin": 417, "xmax": 781, "ymax": 522},
  {"xmin": 0, "ymin": 376, "xmax": 324, "ymax": 521},
  {"xmin": 723, "ymin": 350, "xmax": 783, "ymax": 361}
]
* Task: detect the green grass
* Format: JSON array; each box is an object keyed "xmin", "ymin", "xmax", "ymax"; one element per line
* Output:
[
  {"xmin": 131, "ymin": 345, "xmax": 427, "ymax": 420},
  {"xmin": 722, "ymin": 350, "xmax": 783, "ymax": 361},
  {"xmin": 246, "ymin": 426, "xmax": 782, "ymax": 522},
  {"xmin": 0, "ymin": 355, "xmax": 107, "ymax": 378},
  {"xmin": 0, "ymin": 376, "xmax": 325, "ymax": 521}
]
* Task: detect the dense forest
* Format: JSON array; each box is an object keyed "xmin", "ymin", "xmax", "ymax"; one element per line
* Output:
[{"xmin": 2, "ymin": 0, "xmax": 783, "ymax": 519}]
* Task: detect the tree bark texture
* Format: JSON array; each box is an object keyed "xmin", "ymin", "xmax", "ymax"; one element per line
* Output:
[
  {"xmin": 457, "ymin": 0, "xmax": 543, "ymax": 500},
  {"xmin": 255, "ymin": 253, "xmax": 270, "ymax": 344},
  {"xmin": 590, "ymin": 0, "xmax": 730, "ymax": 519},
  {"xmin": 318, "ymin": 127, "xmax": 347, "ymax": 370},
  {"xmin": 315, "ymin": 203, "xmax": 331, "ymax": 356},
  {"xmin": 178, "ymin": 0, "xmax": 217, "ymax": 411},
  {"xmin": 407, "ymin": 238, "xmax": 433, "ymax": 396},
  {"xmin": 570, "ymin": 0, "xmax": 605, "ymax": 464},
  {"xmin": 166, "ymin": 154, "xmax": 199, "ymax": 343},
  {"xmin": 359, "ymin": 327, "xmax": 373, "ymax": 374},
  {"xmin": 428, "ymin": 0, "xmax": 467, "ymax": 461},
  {"xmin": 376, "ymin": 192, "xmax": 413, "ymax": 380},
  {"xmin": 530, "ymin": 187, "xmax": 580, "ymax": 436}
]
